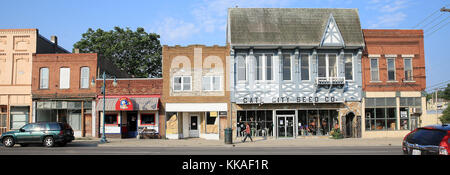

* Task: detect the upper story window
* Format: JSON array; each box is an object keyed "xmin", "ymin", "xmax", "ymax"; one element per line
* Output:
[
  {"xmin": 80, "ymin": 67, "xmax": 90, "ymax": 89},
  {"xmin": 173, "ymin": 76, "xmax": 191, "ymax": 91},
  {"xmin": 254, "ymin": 53, "xmax": 273, "ymax": 81},
  {"xmin": 370, "ymin": 58, "xmax": 379, "ymax": 81},
  {"xmin": 404, "ymin": 58, "xmax": 413, "ymax": 81},
  {"xmin": 39, "ymin": 67, "xmax": 49, "ymax": 89},
  {"xmin": 387, "ymin": 58, "xmax": 396, "ymax": 81},
  {"xmin": 300, "ymin": 54, "xmax": 310, "ymax": 81},
  {"xmin": 344, "ymin": 54, "xmax": 353, "ymax": 80},
  {"xmin": 202, "ymin": 76, "xmax": 221, "ymax": 91},
  {"xmin": 59, "ymin": 67, "xmax": 70, "ymax": 89},
  {"xmin": 318, "ymin": 54, "xmax": 338, "ymax": 78},
  {"xmin": 236, "ymin": 55, "xmax": 246, "ymax": 81},
  {"xmin": 282, "ymin": 54, "xmax": 291, "ymax": 80}
]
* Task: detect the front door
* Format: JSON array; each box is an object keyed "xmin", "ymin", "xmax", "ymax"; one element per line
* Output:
[
  {"xmin": 84, "ymin": 114, "xmax": 92, "ymax": 137},
  {"xmin": 277, "ymin": 115, "xmax": 294, "ymax": 138},
  {"xmin": 126, "ymin": 112, "xmax": 138, "ymax": 138},
  {"xmin": 189, "ymin": 116, "xmax": 199, "ymax": 138}
]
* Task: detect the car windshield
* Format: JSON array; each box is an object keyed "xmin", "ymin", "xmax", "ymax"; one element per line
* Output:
[{"xmin": 407, "ymin": 128, "xmax": 447, "ymax": 146}]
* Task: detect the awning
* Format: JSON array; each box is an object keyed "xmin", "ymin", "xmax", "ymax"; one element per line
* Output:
[
  {"xmin": 165, "ymin": 103, "xmax": 227, "ymax": 112},
  {"xmin": 97, "ymin": 97, "xmax": 159, "ymax": 111}
]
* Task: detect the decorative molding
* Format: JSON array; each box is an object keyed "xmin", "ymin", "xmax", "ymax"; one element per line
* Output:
[
  {"xmin": 384, "ymin": 54, "xmax": 397, "ymax": 58},
  {"xmin": 401, "ymin": 54, "xmax": 415, "ymax": 58},
  {"xmin": 368, "ymin": 54, "xmax": 380, "ymax": 58}
]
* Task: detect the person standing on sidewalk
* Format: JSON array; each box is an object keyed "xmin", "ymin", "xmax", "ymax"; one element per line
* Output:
[{"xmin": 242, "ymin": 122, "xmax": 253, "ymax": 142}]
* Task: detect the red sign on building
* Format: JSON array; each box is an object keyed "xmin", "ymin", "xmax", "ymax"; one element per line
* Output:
[{"xmin": 115, "ymin": 97, "xmax": 133, "ymax": 111}]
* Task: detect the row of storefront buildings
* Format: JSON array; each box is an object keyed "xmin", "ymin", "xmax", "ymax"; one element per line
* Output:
[{"xmin": 0, "ymin": 8, "xmax": 429, "ymax": 140}]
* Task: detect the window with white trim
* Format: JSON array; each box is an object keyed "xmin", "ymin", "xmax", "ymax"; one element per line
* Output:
[
  {"xmin": 59, "ymin": 67, "xmax": 70, "ymax": 89},
  {"xmin": 344, "ymin": 54, "xmax": 353, "ymax": 80},
  {"xmin": 282, "ymin": 54, "xmax": 291, "ymax": 80},
  {"xmin": 404, "ymin": 58, "xmax": 413, "ymax": 81},
  {"xmin": 255, "ymin": 54, "xmax": 263, "ymax": 81},
  {"xmin": 80, "ymin": 67, "xmax": 90, "ymax": 89},
  {"xmin": 173, "ymin": 76, "xmax": 191, "ymax": 91},
  {"xmin": 202, "ymin": 76, "xmax": 221, "ymax": 91},
  {"xmin": 387, "ymin": 58, "xmax": 396, "ymax": 81},
  {"xmin": 370, "ymin": 58, "xmax": 379, "ymax": 81},
  {"xmin": 266, "ymin": 54, "xmax": 273, "ymax": 80},
  {"xmin": 39, "ymin": 67, "xmax": 49, "ymax": 89},
  {"xmin": 318, "ymin": 53, "xmax": 338, "ymax": 78},
  {"xmin": 300, "ymin": 54, "xmax": 309, "ymax": 81},
  {"xmin": 237, "ymin": 55, "xmax": 246, "ymax": 81}
]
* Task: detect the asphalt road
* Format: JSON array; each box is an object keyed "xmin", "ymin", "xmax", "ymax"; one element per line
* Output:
[{"xmin": 0, "ymin": 143, "xmax": 402, "ymax": 155}]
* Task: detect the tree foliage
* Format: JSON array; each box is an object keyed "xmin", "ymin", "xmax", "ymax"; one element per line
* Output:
[
  {"xmin": 440, "ymin": 106, "xmax": 450, "ymax": 124},
  {"xmin": 73, "ymin": 27, "xmax": 162, "ymax": 78}
]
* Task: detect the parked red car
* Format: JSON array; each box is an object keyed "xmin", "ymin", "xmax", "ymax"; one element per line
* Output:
[{"xmin": 402, "ymin": 124, "xmax": 449, "ymax": 155}]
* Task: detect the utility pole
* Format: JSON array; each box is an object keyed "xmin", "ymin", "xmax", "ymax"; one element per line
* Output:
[{"xmin": 441, "ymin": 7, "xmax": 450, "ymax": 12}]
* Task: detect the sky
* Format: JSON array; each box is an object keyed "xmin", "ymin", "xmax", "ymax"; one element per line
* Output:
[{"xmin": 1, "ymin": 0, "xmax": 449, "ymax": 90}]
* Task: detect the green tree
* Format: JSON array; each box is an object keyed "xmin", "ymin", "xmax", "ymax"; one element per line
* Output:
[
  {"xmin": 440, "ymin": 106, "xmax": 450, "ymax": 124},
  {"xmin": 73, "ymin": 27, "xmax": 162, "ymax": 78}
]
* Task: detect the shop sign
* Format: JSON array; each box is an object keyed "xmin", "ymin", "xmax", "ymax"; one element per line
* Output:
[
  {"xmin": 219, "ymin": 111, "xmax": 227, "ymax": 116},
  {"xmin": 115, "ymin": 97, "xmax": 133, "ymax": 111},
  {"xmin": 210, "ymin": 111, "xmax": 218, "ymax": 117},
  {"xmin": 240, "ymin": 96, "xmax": 340, "ymax": 104},
  {"xmin": 401, "ymin": 111, "xmax": 408, "ymax": 118}
]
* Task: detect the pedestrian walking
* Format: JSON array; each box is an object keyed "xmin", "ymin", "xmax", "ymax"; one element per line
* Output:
[{"xmin": 242, "ymin": 122, "xmax": 253, "ymax": 142}]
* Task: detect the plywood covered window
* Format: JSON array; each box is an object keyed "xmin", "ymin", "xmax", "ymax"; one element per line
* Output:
[{"xmin": 59, "ymin": 67, "xmax": 70, "ymax": 89}]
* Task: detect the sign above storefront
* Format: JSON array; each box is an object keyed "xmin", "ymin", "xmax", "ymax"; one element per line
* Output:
[
  {"xmin": 238, "ymin": 96, "xmax": 342, "ymax": 104},
  {"xmin": 115, "ymin": 97, "xmax": 133, "ymax": 111}
]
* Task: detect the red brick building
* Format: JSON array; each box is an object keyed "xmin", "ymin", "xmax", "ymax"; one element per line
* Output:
[
  {"xmin": 361, "ymin": 29, "xmax": 426, "ymax": 137},
  {"xmin": 31, "ymin": 53, "xmax": 129, "ymax": 137},
  {"xmin": 96, "ymin": 78, "xmax": 163, "ymax": 138}
]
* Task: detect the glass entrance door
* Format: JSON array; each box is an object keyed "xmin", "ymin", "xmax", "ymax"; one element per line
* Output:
[{"xmin": 277, "ymin": 115, "xmax": 294, "ymax": 138}]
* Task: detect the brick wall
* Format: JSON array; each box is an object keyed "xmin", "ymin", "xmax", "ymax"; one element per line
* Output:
[{"xmin": 362, "ymin": 29, "xmax": 426, "ymax": 92}]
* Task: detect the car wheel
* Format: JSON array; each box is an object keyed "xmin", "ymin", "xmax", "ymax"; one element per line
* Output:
[
  {"xmin": 20, "ymin": 143, "xmax": 28, "ymax": 147},
  {"xmin": 3, "ymin": 137, "xmax": 15, "ymax": 147},
  {"xmin": 43, "ymin": 136, "xmax": 55, "ymax": 147}
]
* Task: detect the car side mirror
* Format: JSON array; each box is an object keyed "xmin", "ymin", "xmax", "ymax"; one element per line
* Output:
[{"xmin": 19, "ymin": 128, "xmax": 25, "ymax": 132}]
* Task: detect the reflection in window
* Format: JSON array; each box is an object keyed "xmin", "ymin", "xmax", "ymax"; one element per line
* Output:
[{"xmin": 236, "ymin": 110, "xmax": 273, "ymax": 137}]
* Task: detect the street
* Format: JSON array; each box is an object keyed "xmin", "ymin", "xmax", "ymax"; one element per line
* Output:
[{"xmin": 0, "ymin": 143, "xmax": 402, "ymax": 155}]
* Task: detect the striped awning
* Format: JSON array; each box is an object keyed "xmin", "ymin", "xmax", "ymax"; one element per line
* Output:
[{"xmin": 97, "ymin": 97, "xmax": 159, "ymax": 111}]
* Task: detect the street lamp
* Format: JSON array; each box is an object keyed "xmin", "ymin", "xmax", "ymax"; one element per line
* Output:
[{"xmin": 100, "ymin": 72, "xmax": 117, "ymax": 144}]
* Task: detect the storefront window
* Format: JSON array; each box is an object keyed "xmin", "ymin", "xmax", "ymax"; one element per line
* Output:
[
  {"xmin": 365, "ymin": 108, "xmax": 396, "ymax": 131},
  {"xmin": 206, "ymin": 112, "xmax": 216, "ymax": 125},
  {"xmin": 141, "ymin": 113, "xmax": 155, "ymax": 125},
  {"xmin": 105, "ymin": 114, "xmax": 118, "ymax": 125},
  {"xmin": 236, "ymin": 110, "xmax": 273, "ymax": 137},
  {"xmin": 10, "ymin": 106, "xmax": 29, "ymax": 130},
  {"xmin": 298, "ymin": 110, "xmax": 338, "ymax": 136},
  {"xmin": 400, "ymin": 108, "xmax": 409, "ymax": 130}
]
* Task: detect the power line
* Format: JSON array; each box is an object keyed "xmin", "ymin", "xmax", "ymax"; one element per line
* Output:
[
  {"xmin": 426, "ymin": 20, "xmax": 450, "ymax": 37},
  {"xmin": 425, "ymin": 80, "xmax": 450, "ymax": 91},
  {"xmin": 424, "ymin": 15, "xmax": 450, "ymax": 33},
  {"xmin": 419, "ymin": 13, "xmax": 445, "ymax": 29},
  {"xmin": 412, "ymin": 9, "xmax": 440, "ymax": 28}
]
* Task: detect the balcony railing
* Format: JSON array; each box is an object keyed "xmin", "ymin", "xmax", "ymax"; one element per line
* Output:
[{"xmin": 315, "ymin": 77, "xmax": 345, "ymax": 86}]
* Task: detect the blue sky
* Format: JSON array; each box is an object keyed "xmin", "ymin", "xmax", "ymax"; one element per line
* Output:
[{"xmin": 1, "ymin": 0, "xmax": 449, "ymax": 90}]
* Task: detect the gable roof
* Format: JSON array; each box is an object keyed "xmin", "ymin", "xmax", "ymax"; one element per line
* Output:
[{"xmin": 227, "ymin": 8, "xmax": 365, "ymax": 48}]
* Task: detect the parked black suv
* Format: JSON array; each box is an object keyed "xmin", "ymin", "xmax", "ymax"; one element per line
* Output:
[{"xmin": 1, "ymin": 122, "xmax": 75, "ymax": 147}]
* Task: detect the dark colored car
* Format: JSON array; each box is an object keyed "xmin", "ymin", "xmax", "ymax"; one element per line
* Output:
[
  {"xmin": 1, "ymin": 122, "xmax": 74, "ymax": 147},
  {"xmin": 402, "ymin": 124, "xmax": 449, "ymax": 155}
]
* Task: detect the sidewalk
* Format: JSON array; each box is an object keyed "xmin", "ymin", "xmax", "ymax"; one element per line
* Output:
[{"xmin": 76, "ymin": 137, "xmax": 404, "ymax": 148}]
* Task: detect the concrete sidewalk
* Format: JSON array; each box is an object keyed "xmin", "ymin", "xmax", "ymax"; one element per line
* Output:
[{"xmin": 76, "ymin": 137, "xmax": 404, "ymax": 148}]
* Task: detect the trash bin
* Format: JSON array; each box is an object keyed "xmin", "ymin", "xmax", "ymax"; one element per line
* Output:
[{"xmin": 224, "ymin": 128, "xmax": 232, "ymax": 144}]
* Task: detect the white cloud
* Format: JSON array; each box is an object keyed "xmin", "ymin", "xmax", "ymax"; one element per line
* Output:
[
  {"xmin": 152, "ymin": 17, "xmax": 200, "ymax": 44},
  {"xmin": 369, "ymin": 12, "xmax": 407, "ymax": 28}
]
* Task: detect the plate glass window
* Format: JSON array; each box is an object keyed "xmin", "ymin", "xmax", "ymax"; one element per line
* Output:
[
  {"xmin": 141, "ymin": 114, "xmax": 155, "ymax": 125},
  {"xmin": 39, "ymin": 67, "xmax": 49, "ymax": 89}
]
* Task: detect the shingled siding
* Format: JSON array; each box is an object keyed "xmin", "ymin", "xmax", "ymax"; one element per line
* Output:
[{"xmin": 228, "ymin": 8, "xmax": 364, "ymax": 47}]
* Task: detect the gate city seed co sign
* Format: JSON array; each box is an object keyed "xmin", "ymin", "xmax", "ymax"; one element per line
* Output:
[{"xmin": 240, "ymin": 96, "xmax": 340, "ymax": 104}]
